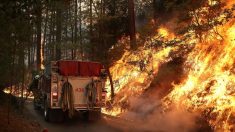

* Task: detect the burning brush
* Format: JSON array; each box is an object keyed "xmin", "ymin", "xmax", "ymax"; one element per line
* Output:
[
  {"xmin": 103, "ymin": 1, "xmax": 235, "ymax": 131},
  {"xmin": 102, "ymin": 27, "xmax": 190, "ymax": 116}
]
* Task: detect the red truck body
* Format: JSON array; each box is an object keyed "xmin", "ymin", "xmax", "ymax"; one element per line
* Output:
[{"xmin": 35, "ymin": 60, "xmax": 107, "ymax": 122}]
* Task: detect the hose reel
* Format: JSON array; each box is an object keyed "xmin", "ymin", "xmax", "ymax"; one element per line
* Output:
[
  {"xmin": 61, "ymin": 81, "xmax": 74, "ymax": 118},
  {"xmin": 86, "ymin": 80, "xmax": 97, "ymax": 110}
]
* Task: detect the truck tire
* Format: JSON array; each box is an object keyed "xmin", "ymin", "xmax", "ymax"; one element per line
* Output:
[
  {"xmin": 44, "ymin": 101, "xmax": 50, "ymax": 121},
  {"xmin": 82, "ymin": 109, "xmax": 101, "ymax": 121},
  {"xmin": 44, "ymin": 101, "xmax": 56, "ymax": 122},
  {"xmin": 94, "ymin": 109, "xmax": 102, "ymax": 120},
  {"xmin": 96, "ymin": 109, "xmax": 102, "ymax": 119},
  {"xmin": 82, "ymin": 111, "xmax": 89, "ymax": 121},
  {"xmin": 50, "ymin": 109, "xmax": 65, "ymax": 122},
  {"xmin": 44, "ymin": 103, "xmax": 64, "ymax": 122},
  {"xmin": 56, "ymin": 110, "xmax": 65, "ymax": 122}
]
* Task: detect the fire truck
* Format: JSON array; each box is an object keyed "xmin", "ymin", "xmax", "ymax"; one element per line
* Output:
[{"xmin": 30, "ymin": 60, "xmax": 107, "ymax": 122}]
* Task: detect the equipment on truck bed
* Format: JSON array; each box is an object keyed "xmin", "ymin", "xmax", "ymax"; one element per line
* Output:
[{"xmin": 29, "ymin": 60, "xmax": 107, "ymax": 122}]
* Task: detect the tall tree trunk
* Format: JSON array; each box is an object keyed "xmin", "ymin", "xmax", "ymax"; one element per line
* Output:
[
  {"xmin": 68, "ymin": 4, "xmax": 74, "ymax": 60},
  {"xmin": 43, "ymin": 7, "xmax": 49, "ymax": 65},
  {"xmin": 36, "ymin": 1, "xmax": 42, "ymax": 70},
  {"xmin": 111, "ymin": 0, "xmax": 116, "ymax": 15},
  {"xmin": 32, "ymin": 32, "xmax": 36, "ymax": 67},
  {"xmin": 26, "ymin": 0, "xmax": 32, "ymax": 69},
  {"xmin": 79, "ymin": 0, "xmax": 83, "ymax": 60},
  {"xmin": 106, "ymin": 66, "xmax": 115, "ymax": 102},
  {"xmin": 153, "ymin": 0, "xmax": 157, "ymax": 19},
  {"xmin": 56, "ymin": 1, "xmax": 62, "ymax": 60},
  {"xmin": 8, "ymin": 34, "xmax": 17, "ymax": 124},
  {"xmin": 65, "ymin": 6, "xmax": 68, "ymax": 59},
  {"xmin": 128, "ymin": 0, "xmax": 136, "ymax": 50},
  {"xmin": 48, "ymin": 7, "xmax": 53, "ymax": 60},
  {"xmin": 89, "ymin": 0, "xmax": 94, "ymax": 60},
  {"xmin": 52, "ymin": 9, "xmax": 56, "ymax": 60},
  {"xmin": 99, "ymin": 0, "xmax": 106, "ymax": 61},
  {"xmin": 28, "ymin": 44, "xmax": 31, "ymax": 68},
  {"xmin": 19, "ymin": 43, "xmax": 25, "ymax": 112},
  {"xmin": 153, "ymin": 0, "xmax": 165, "ymax": 19},
  {"xmin": 74, "ymin": 0, "xmax": 78, "ymax": 60}
]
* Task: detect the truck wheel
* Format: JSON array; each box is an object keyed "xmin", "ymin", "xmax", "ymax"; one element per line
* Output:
[
  {"xmin": 96, "ymin": 109, "xmax": 102, "ymax": 119},
  {"xmin": 82, "ymin": 111, "xmax": 89, "ymax": 121},
  {"xmin": 44, "ymin": 108, "xmax": 64, "ymax": 122},
  {"xmin": 56, "ymin": 110, "xmax": 65, "ymax": 122},
  {"xmin": 44, "ymin": 100, "xmax": 64, "ymax": 122},
  {"xmin": 44, "ymin": 104, "xmax": 50, "ymax": 121},
  {"xmin": 44, "ymin": 104, "xmax": 56, "ymax": 122},
  {"xmin": 50, "ymin": 109, "xmax": 65, "ymax": 122},
  {"xmin": 92, "ymin": 109, "xmax": 102, "ymax": 120},
  {"xmin": 82, "ymin": 109, "xmax": 101, "ymax": 121}
]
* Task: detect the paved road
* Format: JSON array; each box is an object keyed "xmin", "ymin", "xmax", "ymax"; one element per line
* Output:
[{"xmin": 24, "ymin": 100, "xmax": 124, "ymax": 132}]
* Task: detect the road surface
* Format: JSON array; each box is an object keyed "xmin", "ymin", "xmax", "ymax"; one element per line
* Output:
[{"xmin": 24, "ymin": 100, "xmax": 128, "ymax": 132}]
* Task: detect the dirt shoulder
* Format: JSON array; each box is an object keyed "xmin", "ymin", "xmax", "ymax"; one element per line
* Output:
[{"xmin": 0, "ymin": 91, "xmax": 41, "ymax": 132}]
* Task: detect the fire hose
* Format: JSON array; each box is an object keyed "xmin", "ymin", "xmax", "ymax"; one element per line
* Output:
[
  {"xmin": 61, "ymin": 81, "xmax": 74, "ymax": 118},
  {"xmin": 86, "ymin": 80, "xmax": 97, "ymax": 110}
]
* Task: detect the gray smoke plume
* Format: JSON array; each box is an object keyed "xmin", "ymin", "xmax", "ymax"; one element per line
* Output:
[{"xmin": 122, "ymin": 97, "xmax": 198, "ymax": 132}]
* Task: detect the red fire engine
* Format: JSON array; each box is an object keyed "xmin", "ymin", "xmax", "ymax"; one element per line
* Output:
[{"xmin": 31, "ymin": 60, "xmax": 107, "ymax": 122}]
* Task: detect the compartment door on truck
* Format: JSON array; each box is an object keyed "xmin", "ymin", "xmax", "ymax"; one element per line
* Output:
[{"xmin": 68, "ymin": 77, "xmax": 92, "ymax": 107}]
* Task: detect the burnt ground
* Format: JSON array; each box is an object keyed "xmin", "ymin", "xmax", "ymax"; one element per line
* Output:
[{"xmin": 0, "ymin": 91, "xmax": 41, "ymax": 132}]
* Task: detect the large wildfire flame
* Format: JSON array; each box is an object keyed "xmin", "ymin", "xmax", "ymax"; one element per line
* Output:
[
  {"xmin": 103, "ymin": 28, "xmax": 178, "ymax": 116},
  {"xmin": 164, "ymin": 21, "xmax": 235, "ymax": 131},
  {"xmin": 103, "ymin": 0, "xmax": 235, "ymax": 131}
]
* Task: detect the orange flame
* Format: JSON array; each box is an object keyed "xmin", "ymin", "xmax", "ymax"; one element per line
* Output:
[
  {"xmin": 102, "ymin": 31, "xmax": 176, "ymax": 116},
  {"xmin": 163, "ymin": 21, "xmax": 235, "ymax": 131},
  {"xmin": 103, "ymin": 1, "xmax": 235, "ymax": 131},
  {"xmin": 40, "ymin": 35, "xmax": 45, "ymax": 70},
  {"xmin": 158, "ymin": 27, "xmax": 175, "ymax": 39}
]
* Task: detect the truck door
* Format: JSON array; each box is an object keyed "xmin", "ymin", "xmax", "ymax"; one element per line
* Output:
[{"xmin": 68, "ymin": 77, "xmax": 92, "ymax": 108}]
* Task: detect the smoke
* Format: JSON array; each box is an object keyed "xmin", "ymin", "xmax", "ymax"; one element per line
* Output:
[
  {"xmin": 122, "ymin": 97, "xmax": 198, "ymax": 132},
  {"xmin": 118, "ymin": 57, "xmax": 212, "ymax": 132},
  {"xmin": 117, "ymin": 57, "xmax": 196, "ymax": 131}
]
